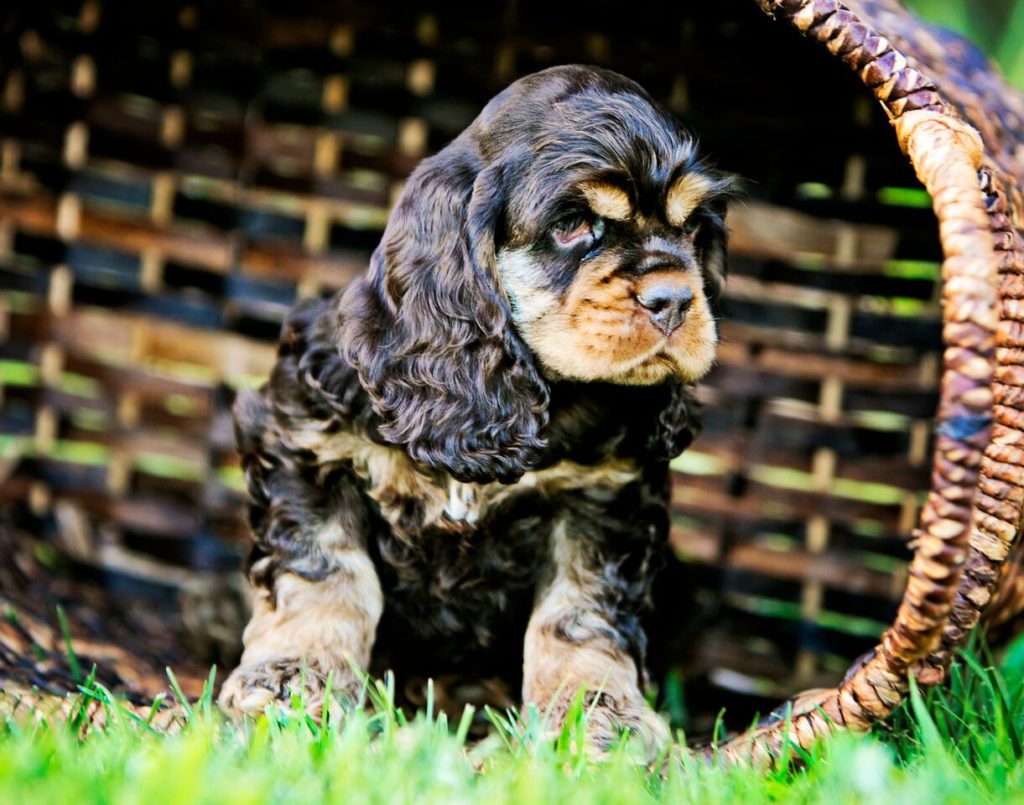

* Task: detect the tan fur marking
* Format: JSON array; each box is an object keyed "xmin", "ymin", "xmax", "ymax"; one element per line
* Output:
[
  {"xmin": 498, "ymin": 248, "xmax": 560, "ymax": 327},
  {"xmin": 289, "ymin": 420, "xmax": 640, "ymax": 532},
  {"xmin": 524, "ymin": 620, "xmax": 642, "ymax": 707},
  {"xmin": 283, "ymin": 428, "xmax": 450, "ymax": 527},
  {"xmin": 579, "ymin": 182, "xmax": 633, "ymax": 221},
  {"xmin": 666, "ymin": 172, "xmax": 714, "ymax": 227},
  {"xmin": 218, "ymin": 544, "xmax": 383, "ymax": 717},
  {"xmin": 523, "ymin": 526, "xmax": 634, "ymax": 705},
  {"xmin": 238, "ymin": 552, "xmax": 382, "ymax": 668},
  {"xmin": 499, "ymin": 245, "xmax": 717, "ymax": 384}
]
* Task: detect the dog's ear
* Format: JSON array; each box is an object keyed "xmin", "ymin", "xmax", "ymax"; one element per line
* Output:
[
  {"xmin": 696, "ymin": 194, "xmax": 730, "ymax": 315},
  {"xmin": 649, "ymin": 381, "xmax": 700, "ymax": 461},
  {"xmin": 338, "ymin": 143, "xmax": 549, "ymax": 484}
]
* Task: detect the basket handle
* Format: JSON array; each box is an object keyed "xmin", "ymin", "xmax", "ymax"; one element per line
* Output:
[{"xmin": 703, "ymin": 0, "xmax": 1006, "ymax": 766}]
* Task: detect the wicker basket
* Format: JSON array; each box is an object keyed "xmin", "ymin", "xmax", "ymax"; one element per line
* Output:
[{"xmin": 2, "ymin": 0, "xmax": 1023, "ymax": 761}]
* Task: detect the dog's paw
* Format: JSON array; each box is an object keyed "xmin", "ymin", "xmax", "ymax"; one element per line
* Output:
[
  {"xmin": 217, "ymin": 657, "xmax": 363, "ymax": 721},
  {"xmin": 542, "ymin": 691, "xmax": 672, "ymax": 761}
]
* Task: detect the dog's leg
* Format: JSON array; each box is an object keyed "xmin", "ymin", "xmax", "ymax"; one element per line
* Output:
[
  {"xmin": 218, "ymin": 543, "xmax": 382, "ymax": 719},
  {"xmin": 218, "ymin": 389, "xmax": 382, "ymax": 720},
  {"xmin": 522, "ymin": 521, "xmax": 670, "ymax": 756}
]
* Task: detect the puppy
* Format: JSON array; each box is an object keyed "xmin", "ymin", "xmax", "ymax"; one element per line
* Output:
[{"xmin": 218, "ymin": 65, "xmax": 731, "ymax": 753}]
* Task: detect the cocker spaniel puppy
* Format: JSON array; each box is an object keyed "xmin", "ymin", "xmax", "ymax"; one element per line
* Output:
[{"xmin": 218, "ymin": 64, "xmax": 731, "ymax": 753}]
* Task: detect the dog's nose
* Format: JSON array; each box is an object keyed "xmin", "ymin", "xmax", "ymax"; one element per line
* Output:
[{"xmin": 636, "ymin": 282, "xmax": 693, "ymax": 336}]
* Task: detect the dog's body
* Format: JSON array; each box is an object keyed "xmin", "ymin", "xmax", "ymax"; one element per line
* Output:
[{"xmin": 219, "ymin": 65, "xmax": 730, "ymax": 751}]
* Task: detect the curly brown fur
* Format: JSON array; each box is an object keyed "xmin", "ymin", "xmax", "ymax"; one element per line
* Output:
[{"xmin": 220, "ymin": 65, "xmax": 730, "ymax": 755}]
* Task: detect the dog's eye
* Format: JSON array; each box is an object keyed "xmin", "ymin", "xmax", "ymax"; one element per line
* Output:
[
  {"xmin": 553, "ymin": 215, "xmax": 604, "ymax": 248},
  {"xmin": 679, "ymin": 217, "xmax": 701, "ymax": 237}
]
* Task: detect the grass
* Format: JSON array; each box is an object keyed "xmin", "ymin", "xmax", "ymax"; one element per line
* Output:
[{"xmin": 2, "ymin": 635, "xmax": 1024, "ymax": 803}]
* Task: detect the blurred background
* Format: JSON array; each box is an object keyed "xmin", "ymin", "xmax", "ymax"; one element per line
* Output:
[{"xmin": 906, "ymin": 0, "xmax": 1024, "ymax": 87}]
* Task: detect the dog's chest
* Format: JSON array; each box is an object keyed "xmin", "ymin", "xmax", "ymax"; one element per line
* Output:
[
  {"xmin": 349, "ymin": 441, "xmax": 640, "ymax": 647},
  {"xmin": 306, "ymin": 430, "xmax": 638, "ymax": 535},
  {"xmin": 286, "ymin": 427, "xmax": 642, "ymax": 640}
]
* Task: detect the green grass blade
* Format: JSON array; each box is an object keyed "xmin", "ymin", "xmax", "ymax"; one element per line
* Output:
[
  {"xmin": 54, "ymin": 605, "xmax": 81, "ymax": 683},
  {"xmin": 165, "ymin": 667, "xmax": 194, "ymax": 721}
]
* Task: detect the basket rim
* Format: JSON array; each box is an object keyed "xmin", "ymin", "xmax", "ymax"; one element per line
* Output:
[{"xmin": 712, "ymin": 0, "xmax": 1019, "ymax": 766}]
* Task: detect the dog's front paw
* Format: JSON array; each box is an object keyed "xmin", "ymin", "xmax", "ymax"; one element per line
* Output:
[
  {"xmin": 217, "ymin": 657, "xmax": 363, "ymax": 721},
  {"xmin": 544, "ymin": 691, "xmax": 672, "ymax": 760}
]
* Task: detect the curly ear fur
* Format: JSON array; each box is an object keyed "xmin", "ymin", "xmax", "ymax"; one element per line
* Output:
[
  {"xmin": 648, "ymin": 381, "xmax": 701, "ymax": 461},
  {"xmin": 696, "ymin": 192, "xmax": 731, "ymax": 315},
  {"xmin": 338, "ymin": 142, "xmax": 550, "ymax": 484}
]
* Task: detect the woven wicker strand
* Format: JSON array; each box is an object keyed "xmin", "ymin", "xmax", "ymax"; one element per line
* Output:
[
  {"xmin": 923, "ymin": 172, "xmax": 1024, "ymax": 668},
  {"xmin": 708, "ymin": 1, "xmax": 1006, "ymax": 766}
]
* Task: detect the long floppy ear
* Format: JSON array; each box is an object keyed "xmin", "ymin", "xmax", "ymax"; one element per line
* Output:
[
  {"xmin": 696, "ymin": 195, "xmax": 730, "ymax": 315},
  {"xmin": 338, "ymin": 143, "xmax": 549, "ymax": 484},
  {"xmin": 648, "ymin": 380, "xmax": 700, "ymax": 461}
]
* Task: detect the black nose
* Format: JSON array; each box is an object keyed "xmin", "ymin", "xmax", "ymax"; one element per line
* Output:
[{"xmin": 636, "ymin": 283, "xmax": 693, "ymax": 336}]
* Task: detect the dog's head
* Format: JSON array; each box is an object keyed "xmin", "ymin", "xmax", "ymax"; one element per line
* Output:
[{"xmin": 340, "ymin": 65, "xmax": 731, "ymax": 484}]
